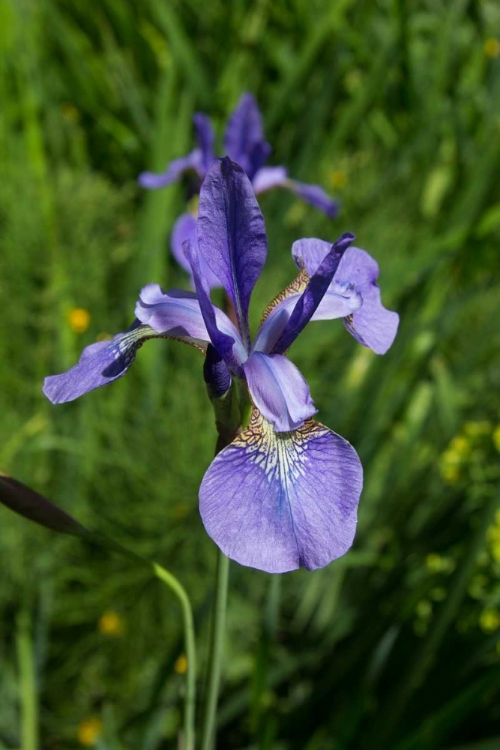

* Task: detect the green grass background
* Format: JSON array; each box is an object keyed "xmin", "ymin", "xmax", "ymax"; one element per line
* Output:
[{"xmin": 1, "ymin": 0, "xmax": 500, "ymax": 748}]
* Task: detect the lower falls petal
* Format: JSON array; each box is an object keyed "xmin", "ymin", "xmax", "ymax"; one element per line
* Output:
[
  {"xmin": 199, "ymin": 410, "xmax": 363, "ymax": 574},
  {"xmin": 43, "ymin": 321, "xmax": 208, "ymax": 404}
]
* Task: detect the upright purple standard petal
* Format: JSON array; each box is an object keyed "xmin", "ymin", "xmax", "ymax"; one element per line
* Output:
[
  {"xmin": 223, "ymin": 93, "xmax": 271, "ymax": 180},
  {"xmin": 193, "ymin": 113, "xmax": 215, "ymax": 172},
  {"xmin": 138, "ymin": 150, "xmax": 204, "ymax": 189},
  {"xmin": 293, "ymin": 240, "xmax": 399, "ymax": 354},
  {"xmin": 200, "ymin": 409, "xmax": 363, "ymax": 573},
  {"xmin": 272, "ymin": 233, "xmax": 355, "ymax": 355},
  {"xmin": 242, "ymin": 352, "xmax": 317, "ymax": 432},
  {"xmin": 43, "ymin": 322, "xmax": 167, "ymax": 404},
  {"xmin": 289, "ymin": 180, "xmax": 340, "ymax": 219},
  {"xmin": 184, "ymin": 240, "xmax": 247, "ymax": 371},
  {"xmin": 197, "ymin": 158, "xmax": 267, "ymax": 347},
  {"xmin": 171, "ymin": 213, "xmax": 221, "ymax": 289}
]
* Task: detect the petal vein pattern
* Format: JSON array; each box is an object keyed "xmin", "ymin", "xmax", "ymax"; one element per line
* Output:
[
  {"xmin": 197, "ymin": 158, "xmax": 267, "ymax": 346},
  {"xmin": 200, "ymin": 410, "xmax": 363, "ymax": 573}
]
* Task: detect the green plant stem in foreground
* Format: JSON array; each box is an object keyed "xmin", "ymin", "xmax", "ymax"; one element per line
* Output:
[
  {"xmin": 16, "ymin": 610, "xmax": 39, "ymax": 750},
  {"xmin": 153, "ymin": 563, "xmax": 197, "ymax": 750},
  {"xmin": 201, "ymin": 549, "xmax": 230, "ymax": 750}
]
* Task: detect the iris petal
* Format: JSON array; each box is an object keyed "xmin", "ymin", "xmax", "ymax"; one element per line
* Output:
[
  {"xmin": 197, "ymin": 158, "xmax": 267, "ymax": 347},
  {"xmin": 272, "ymin": 233, "xmax": 355, "ymax": 355},
  {"xmin": 292, "ymin": 240, "xmax": 399, "ymax": 354},
  {"xmin": 184, "ymin": 240, "xmax": 247, "ymax": 371},
  {"xmin": 289, "ymin": 180, "xmax": 340, "ymax": 219},
  {"xmin": 138, "ymin": 150, "xmax": 204, "ymax": 189},
  {"xmin": 243, "ymin": 352, "xmax": 317, "ymax": 432},
  {"xmin": 43, "ymin": 321, "xmax": 184, "ymax": 404},
  {"xmin": 193, "ymin": 113, "xmax": 215, "ymax": 172},
  {"xmin": 344, "ymin": 285, "xmax": 399, "ymax": 354},
  {"xmin": 171, "ymin": 214, "xmax": 221, "ymax": 289},
  {"xmin": 223, "ymin": 93, "xmax": 270, "ymax": 180},
  {"xmin": 135, "ymin": 284, "xmax": 212, "ymax": 340},
  {"xmin": 200, "ymin": 409, "xmax": 363, "ymax": 573},
  {"xmin": 252, "ymin": 166, "xmax": 288, "ymax": 195}
]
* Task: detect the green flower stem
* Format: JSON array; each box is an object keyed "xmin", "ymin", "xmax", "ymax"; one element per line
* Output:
[
  {"xmin": 16, "ymin": 610, "xmax": 39, "ymax": 750},
  {"xmin": 200, "ymin": 365, "xmax": 241, "ymax": 749},
  {"xmin": 153, "ymin": 563, "xmax": 196, "ymax": 750},
  {"xmin": 201, "ymin": 549, "xmax": 230, "ymax": 750}
]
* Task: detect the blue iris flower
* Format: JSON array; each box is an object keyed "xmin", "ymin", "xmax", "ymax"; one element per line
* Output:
[
  {"xmin": 44, "ymin": 158, "xmax": 398, "ymax": 573},
  {"xmin": 138, "ymin": 93, "xmax": 340, "ymax": 288}
]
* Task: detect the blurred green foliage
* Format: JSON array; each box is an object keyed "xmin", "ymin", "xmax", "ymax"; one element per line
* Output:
[{"xmin": 1, "ymin": 0, "xmax": 500, "ymax": 747}]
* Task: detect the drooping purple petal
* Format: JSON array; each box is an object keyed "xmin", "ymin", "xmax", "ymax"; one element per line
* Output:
[
  {"xmin": 199, "ymin": 409, "xmax": 363, "ymax": 573},
  {"xmin": 184, "ymin": 240, "xmax": 246, "ymax": 372},
  {"xmin": 336, "ymin": 247, "xmax": 398, "ymax": 353},
  {"xmin": 171, "ymin": 213, "xmax": 222, "ymax": 289},
  {"xmin": 43, "ymin": 321, "xmax": 172, "ymax": 404},
  {"xmin": 197, "ymin": 158, "xmax": 267, "ymax": 347},
  {"xmin": 138, "ymin": 150, "xmax": 204, "ymax": 190},
  {"xmin": 271, "ymin": 233, "xmax": 355, "ymax": 355},
  {"xmin": 252, "ymin": 166, "xmax": 288, "ymax": 195},
  {"xmin": 242, "ymin": 352, "xmax": 316, "ymax": 432},
  {"xmin": 293, "ymin": 241, "xmax": 399, "ymax": 354},
  {"xmin": 193, "ymin": 113, "xmax": 215, "ymax": 172},
  {"xmin": 289, "ymin": 180, "xmax": 340, "ymax": 219},
  {"xmin": 223, "ymin": 93, "xmax": 271, "ymax": 180},
  {"xmin": 344, "ymin": 285, "xmax": 399, "ymax": 354}
]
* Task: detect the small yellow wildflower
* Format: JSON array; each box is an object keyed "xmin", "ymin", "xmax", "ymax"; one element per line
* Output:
[
  {"xmin": 464, "ymin": 421, "xmax": 491, "ymax": 437},
  {"xmin": 98, "ymin": 610, "xmax": 124, "ymax": 637},
  {"xmin": 493, "ymin": 425, "xmax": 500, "ymax": 453},
  {"xmin": 67, "ymin": 308, "xmax": 90, "ymax": 334},
  {"xmin": 425, "ymin": 553, "xmax": 454, "ymax": 574},
  {"xmin": 449, "ymin": 435, "xmax": 470, "ymax": 456},
  {"xmin": 484, "ymin": 38, "xmax": 500, "ymax": 59},
  {"xmin": 329, "ymin": 170, "xmax": 347, "ymax": 189},
  {"xmin": 78, "ymin": 717, "xmax": 103, "ymax": 747},
  {"xmin": 479, "ymin": 609, "xmax": 500, "ymax": 633},
  {"xmin": 174, "ymin": 654, "xmax": 188, "ymax": 674}
]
